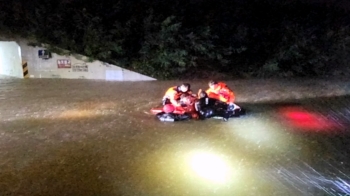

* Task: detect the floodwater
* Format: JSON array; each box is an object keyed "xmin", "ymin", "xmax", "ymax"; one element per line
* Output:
[{"xmin": 0, "ymin": 77, "xmax": 350, "ymax": 196}]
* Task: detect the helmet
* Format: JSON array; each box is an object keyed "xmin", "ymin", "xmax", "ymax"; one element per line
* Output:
[{"xmin": 163, "ymin": 104, "xmax": 175, "ymax": 113}]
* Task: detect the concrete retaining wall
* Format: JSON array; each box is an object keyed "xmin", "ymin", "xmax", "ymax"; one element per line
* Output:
[
  {"xmin": 0, "ymin": 42, "xmax": 23, "ymax": 78},
  {"xmin": 0, "ymin": 38, "xmax": 156, "ymax": 81}
]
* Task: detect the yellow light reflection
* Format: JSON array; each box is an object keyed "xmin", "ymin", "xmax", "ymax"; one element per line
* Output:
[
  {"xmin": 227, "ymin": 116, "xmax": 292, "ymax": 152},
  {"xmin": 55, "ymin": 101, "xmax": 118, "ymax": 119},
  {"xmin": 58, "ymin": 110, "xmax": 97, "ymax": 119},
  {"xmin": 189, "ymin": 151, "xmax": 232, "ymax": 183}
]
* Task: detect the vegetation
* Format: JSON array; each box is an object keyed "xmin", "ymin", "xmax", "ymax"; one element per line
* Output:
[{"xmin": 1, "ymin": 0, "xmax": 349, "ymax": 79}]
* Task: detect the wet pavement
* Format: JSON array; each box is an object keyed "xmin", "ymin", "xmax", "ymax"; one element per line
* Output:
[{"xmin": 0, "ymin": 76, "xmax": 350, "ymax": 196}]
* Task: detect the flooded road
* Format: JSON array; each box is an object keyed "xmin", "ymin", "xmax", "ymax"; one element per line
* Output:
[{"xmin": 0, "ymin": 77, "xmax": 350, "ymax": 196}]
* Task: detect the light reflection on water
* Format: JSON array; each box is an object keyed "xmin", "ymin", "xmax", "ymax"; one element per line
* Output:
[
  {"xmin": 119, "ymin": 116, "xmax": 293, "ymax": 195},
  {"xmin": 0, "ymin": 78, "xmax": 349, "ymax": 195}
]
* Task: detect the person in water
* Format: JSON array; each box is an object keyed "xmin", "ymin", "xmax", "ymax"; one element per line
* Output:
[
  {"xmin": 205, "ymin": 80, "xmax": 235, "ymax": 104},
  {"xmin": 162, "ymin": 83, "xmax": 196, "ymax": 106},
  {"xmin": 156, "ymin": 92, "xmax": 200, "ymax": 122},
  {"xmin": 202, "ymin": 80, "xmax": 241, "ymax": 121},
  {"xmin": 195, "ymin": 90, "xmax": 233, "ymax": 121},
  {"xmin": 156, "ymin": 104, "xmax": 191, "ymax": 122}
]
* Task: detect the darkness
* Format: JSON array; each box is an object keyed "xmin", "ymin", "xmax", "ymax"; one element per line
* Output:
[{"xmin": 0, "ymin": 0, "xmax": 350, "ymax": 79}]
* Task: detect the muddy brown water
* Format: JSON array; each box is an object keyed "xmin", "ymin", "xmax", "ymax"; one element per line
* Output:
[{"xmin": 0, "ymin": 77, "xmax": 350, "ymax": 195}]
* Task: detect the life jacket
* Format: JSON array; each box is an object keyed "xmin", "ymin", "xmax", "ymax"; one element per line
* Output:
[
  {"xmin": 206, "ymin": 82, "xmax": 235, "ymax": 103},
  {"xmin": 150, "ymin": 104, "xmax": 186, "ymax": 115},
  {"xmin": 152, "ymin": 95, "xmax": 198, "ymax": 119},
  {"xmin": 164, "ymin": 86, "xmax": 190, "ymax": 100},
  {"xmin": 164, "ymin": 86, "xmax": 182, "ymax": 101}
]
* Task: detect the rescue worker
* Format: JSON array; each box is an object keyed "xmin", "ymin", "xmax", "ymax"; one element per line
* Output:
[
  {"xmin": 179, "ymin": 93, "xmax": 199, "ymax": 119},
  {"xmin": 162, "ymin": 83, "xmax": 195, "ymax": 106},
  {"xmin": 206, "ymin": 80, "xmax": 235, "ymax": 104},
  {"xmin": 203, "ymin": 80, "xmax": 241, "ymax": 121},
  {"xmin": 195, "ymin": 90, "xmax": 232, "ymax": 121}
]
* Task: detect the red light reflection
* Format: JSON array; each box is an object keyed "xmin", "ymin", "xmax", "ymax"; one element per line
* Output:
[{"xmin": 279, "ymin": 107, "xmax": 342, "ymax": 132}]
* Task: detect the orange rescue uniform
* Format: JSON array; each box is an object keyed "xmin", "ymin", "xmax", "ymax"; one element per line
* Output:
[
  {"xmin": 163, "ymin": 86, "xmax": 193, "ymax": 106},
  {"xmin": 206, "ymin": 82, "xmax": 235, "ymax": 104}
]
